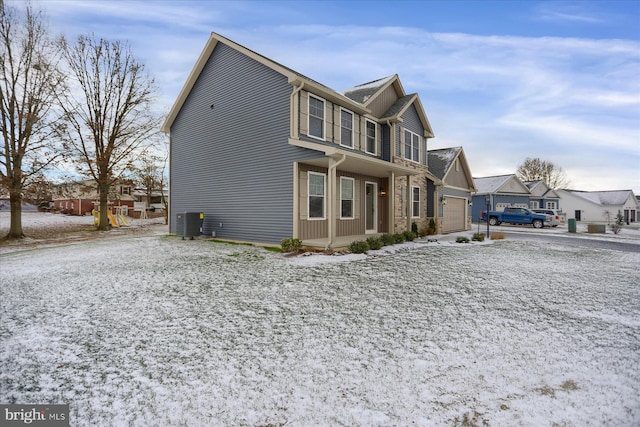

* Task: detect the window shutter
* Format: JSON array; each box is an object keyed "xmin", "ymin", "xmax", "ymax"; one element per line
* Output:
[
  {"xmin": 422, "ymin": 137, "xmax": 427, "ymax": 165},
  {"xmin": 376, "ymin": 123, "xmax": 382, "ymax": 157},
  {"xmin": 333, "ymin": 107, "xmax": 340, "ymax": 145},
  {"xmin": 354, "ymin": 179, "xmax": 361, "ymax": 220},
  {"xmin": 299, "ymin": 170, "xmax": 308, "ymax": 220},
  {"xmin": 300, "ymin": 92, "xmax": 308, "ymax": 135},
  {"xmin": 397, "ymin": 127, "xmax": 403, "ymax": 157},
  {"xmin": 335, "ymin": 179, "xmax": 341, "ymax": 217},
  {"xmin": 355, "ymin": 116, "xmax": 362, "ymax": 151}
]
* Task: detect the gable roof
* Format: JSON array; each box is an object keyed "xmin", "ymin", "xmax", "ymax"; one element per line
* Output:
[
  {"xmin": 428, "ymin": 147, "xmax": 476, "ymax": 192},
  {"xmin": 381, "ymin": 94, "xmax": 434, "ymax": 138},
  {"xmin": 473, "ymin": 174, "xmax": 530, "ymax": 195},
  {"xmin": 162, "ymin": 32, "xmax": 369, "ymax": 133},
  {"xmin": 562, "ymin": 190, "xmax": 636, "ymax": 206},
  {"xmin": 162, "ymin": 32, "xmax": 436, "ymax": 139},
  {"xmin": 341, "ymin": 75, "xmax": 397, "ymax": 104},
  {"xmin": 524, "ymin": 180, "xmax": 559, "ymax": 199},
  {"xmin": 428, "ymin": 147, "xmax": 460, "ymax": 180}
]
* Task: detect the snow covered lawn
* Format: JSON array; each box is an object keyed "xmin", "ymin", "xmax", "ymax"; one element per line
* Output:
[{"xmin": 1, "ymin": 232, "xmax": 639, "ymax": 426}]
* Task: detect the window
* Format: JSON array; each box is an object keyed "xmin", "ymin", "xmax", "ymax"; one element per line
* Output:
[
  {"xmin": 530, "ymin": 201, "xmax": 539, "ymax": 209},
  {"xmin": 546, "ymin": 201, "xmax": 557, "ymax": 209},
  {"xmin": 340, "ymin": 109, "xmax": 353, "ymax": 148},
  {"xmin": 121, "ymin": 186, "xmax": 131, "ymax": 195},
  {"xmin": 308, "ymin": 95, "xmax": 325, "ymax": 140},
  {"xmin": 308, "ymin": 172, "xmax": 326, "ymax": 219},
  {"xmin": 404, "ymin": 130, "xmax": 420, "ymax": 162},
  {"xmin": 340, "ymin": 177, "xmax": 354, "ymax": 219},
  {"xmin": 365, "ymin": 120, "xmax": 376, "ymax": 154},
  {"xmin": 412, "ymin": 186, "xmax": 420, "ymax": 218}
]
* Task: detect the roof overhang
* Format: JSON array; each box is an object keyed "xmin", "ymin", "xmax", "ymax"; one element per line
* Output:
[
  {"xmin": 289, "ymin": 138, "xmax": 439, "ymax": 181},
  {"xmin": 289, "ymin": 77, "xmax": 370, "ymax": 116},
  {"xmin": 380, "ymin": 94, "xmax": 434, "ymax": 138}
]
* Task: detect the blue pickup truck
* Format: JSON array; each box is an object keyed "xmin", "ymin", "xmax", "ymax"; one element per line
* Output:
[{"xmin": 480, "ymin": 207, "xmax": 548, "ymax": 228}]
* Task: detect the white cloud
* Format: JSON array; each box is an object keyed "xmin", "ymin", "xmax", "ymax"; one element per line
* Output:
[{"xmin": 25, "ymin": 1, "xmax": 640, "ymax": 193}]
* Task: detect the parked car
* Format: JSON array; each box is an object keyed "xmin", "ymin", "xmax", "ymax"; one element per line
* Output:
[
  {"xmin": 480, "ymin": 207, "xmax": 548, "ymax": 228},
  {"xmin": 532, "ymin": 209, "xmax": 562, "ymax": 227}
]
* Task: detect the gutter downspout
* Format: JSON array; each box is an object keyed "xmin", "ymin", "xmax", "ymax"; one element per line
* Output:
[
  {"xmin": 386, "ymin": 119, "xmax": 395, "ymax": 233},
  {"xmin": 290, "ymin": 81, "xmax": 304, "ymax": 139},
  {"xmin": 327, "ymin": 153, "xmax": 347, "ymax": 249},
  {"xmin": 290, "ymin": 81, "xmax": 304, "ymax": 240}
]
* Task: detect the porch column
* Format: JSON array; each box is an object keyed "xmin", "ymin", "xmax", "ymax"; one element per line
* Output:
[
  {"xmin": 405, "ymin": 175, "xmax": 412, "ymax": 231},
  {"xmin": 388, "ymin": 172, "xmax": 395, "ymax": 234},
  {"xmin": 292, "ymin": 162, "xmax": 299, "ymax": 239},
  {"xmin": 327, "ymin": 157, "xmax": 337, "ymax": 248}
]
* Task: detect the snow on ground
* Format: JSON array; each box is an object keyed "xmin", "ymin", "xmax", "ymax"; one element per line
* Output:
[{"xmin": 1, "ymin": 216, "xmax": 639, "ymax": 426}]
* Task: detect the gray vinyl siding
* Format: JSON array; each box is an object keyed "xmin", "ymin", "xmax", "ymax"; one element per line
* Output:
[
  {"xmin": 427, "ymin": 179, "xmax": 436, "ymax": 217},
  {"xmin": 170, "ymin": 42, "xmax": 321, "ymax": 244},
  {"xmin": 400, "ymin": 104, "xmax": 427, "ymax": 166}
]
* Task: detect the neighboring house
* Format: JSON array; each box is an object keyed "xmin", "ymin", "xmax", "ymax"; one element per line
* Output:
[
  {"xmin": 162, "ymin": 32, "xmax": 442, "ymax": 247},
  {"xmin": 524, "ymin": 180, "xmax": 560, "ymax": 211},
  {"xmin": 133, "ymin": 188, "xmax": 168, "ymax": 218},
  {"xmin": 427, "ymin": 147, "xmax": 476, "ymax": 233},
  {"xmin": 471, "ymin": 174, "xmax": 531, "ymax": 222},
  {"xmin": 52, "ymin": 180, "xmax": 135, "ymax": 216},
  {"xmin": 557, "ymin": 189, "xmax": 638, "ymax": 224}
]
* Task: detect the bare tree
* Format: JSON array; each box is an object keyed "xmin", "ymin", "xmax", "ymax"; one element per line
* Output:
[
  {"xmin": 0, "ymin": 2, "xmax": 65, "ymax": 239},
  {"xmin": 57, "ymin": 34, "xmax": 160, "ymax": 230},
  {"xmin": 132, "ymin": 142, "xmax": 168, "ymax": 223},
  {"xmin": 516, "ymin": 157, "xmax": 570, "ymax": 189}
]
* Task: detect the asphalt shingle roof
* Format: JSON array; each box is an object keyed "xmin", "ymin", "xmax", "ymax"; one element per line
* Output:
[{"xmin": 428, "ymin": 147, "xmax": 461, "ymax": 180}]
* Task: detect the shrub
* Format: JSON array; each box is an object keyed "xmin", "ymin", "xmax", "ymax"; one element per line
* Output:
[
  {"xmin": 472, "ymin": 233, "xmax": 485, "ymax": 242},
  {"xmin": 366, "ymin": 236, "xmax": 383, "ymax": 250},
  {"xmin": 411, "ymin": 222, "xmax": 419, "ymax": 234},
  {"xmin": 456, "ymin": 236, "xmax": 470, "ymax": 243},
  {"xmin": 418, "ymin": 228, "xmax": 429, "ymax": 238},
  {"xmin": 427, "ymin": 218, "xmax": 436, "ymax": 235},
  {"xmin": 403, "ymin": 230, "xmax": 417, "ymax": 241},
  {"xmin": 349, "ymin": 240, "xmax": 370, "ymax": 254},
  {"xmin": 611, "ymin": 210, "xmax": 624, "ymax": 234},
  {"xmin": 394, "ymin": 233, "xmax": 406, "ymax": 244},
  {"xmin": 490, "ymin": 232, "xmax": 505, "ymax": 240},
  {"xmin": 280, "ymin": 237, "xmax": 302, "ymax": 252},
  {"xmin": 381, "ymin": 233, "xmax": 396, "ymax": 246}
]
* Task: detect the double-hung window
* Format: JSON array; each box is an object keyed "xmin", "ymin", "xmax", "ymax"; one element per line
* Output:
[
  {"xmin": 365, "ymin": 120, "xmax": 376, "ymax": 155},
  {"xmin": 546, "ymin": 201, "xmax": 557, "ymax": 209},
  {"xmin": 340, "ymin": 177, "xmax": 354, "ymax": 219},
  {"xmin": 308, "ymin": 172, "xmax": 326, "ymax": 219},
  {"xmin": 412, "ymin": 186, "xmax": 420, "ymax": 218},
  {"xmin": 308, "ymin": 95, "xmax": 325, "ymax": 140},
  {"xmin": 404, "ymin": 130, "xmax": 420, "ymax": 162},
  {"xmin": 340, "ymin": 109, "xmax": 354, "ymax": 148}
]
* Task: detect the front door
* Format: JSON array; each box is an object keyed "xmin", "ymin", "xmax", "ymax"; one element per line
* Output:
[{"xmin": 365, "ymin": 182, "xmax": 377, "ymax": 234}]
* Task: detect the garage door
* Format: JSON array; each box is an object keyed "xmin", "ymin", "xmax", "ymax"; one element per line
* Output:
[{"xmin": 443, "ymin": 198, "xmax": 466, "ymax": 233}]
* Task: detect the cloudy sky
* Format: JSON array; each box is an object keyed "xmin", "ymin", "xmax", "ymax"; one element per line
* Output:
[{"xmin": 21, "ymin": 0, "xmax": 640, "ymax": 192}]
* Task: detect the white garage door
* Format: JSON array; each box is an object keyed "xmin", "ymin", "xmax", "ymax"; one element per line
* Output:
[{"xmin": 443, "ymin": 198, "xmax": 466, "ymax": 233}]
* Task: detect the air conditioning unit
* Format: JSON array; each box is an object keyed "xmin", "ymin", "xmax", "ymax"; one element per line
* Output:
[{"xmin": 176, "ymin": 212, "xmax": 204, "ymax": 239}]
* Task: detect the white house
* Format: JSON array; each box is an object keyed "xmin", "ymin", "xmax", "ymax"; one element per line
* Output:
[{"xmin": 557, "ymin": 189, "xmax": 638, "ymax": 224}]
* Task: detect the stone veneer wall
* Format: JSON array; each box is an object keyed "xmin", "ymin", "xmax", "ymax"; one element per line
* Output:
[{"xmin": 392, "ymin": 158, "xmax": 430, "ymax": 233}]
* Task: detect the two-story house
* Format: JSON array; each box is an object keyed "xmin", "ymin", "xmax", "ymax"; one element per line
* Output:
[
  {"xmin": 52, "ymin": 179, "xmax": 135, "ymax": 216},
  {"xmin": 162, "ymin": 32, "xmax": 440, "ymax": 247}
]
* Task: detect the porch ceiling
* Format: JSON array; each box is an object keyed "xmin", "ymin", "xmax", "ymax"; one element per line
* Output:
[{"xmin": 289, "ymin": 138, "xmax": 421, "ymax": 178}]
